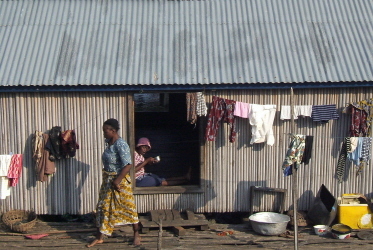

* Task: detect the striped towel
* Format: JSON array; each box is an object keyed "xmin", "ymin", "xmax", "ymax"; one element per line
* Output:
[
  {"xmin": 311, "ymin": 105, "xmax": 339, "ymax": 123},
  {"xmin": 336, "ymin": 137, "xmax": 351, "ymax": 183}
]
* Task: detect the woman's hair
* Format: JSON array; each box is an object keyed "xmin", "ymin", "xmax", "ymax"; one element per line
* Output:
[{"xmin": 103, "ymin": 118, "xmax": 120, "ymax": 131}]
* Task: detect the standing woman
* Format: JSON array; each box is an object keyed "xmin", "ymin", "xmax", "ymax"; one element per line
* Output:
[{"xmin": 87, "ymin": 118, "xmax": 141, "ymax": 247}]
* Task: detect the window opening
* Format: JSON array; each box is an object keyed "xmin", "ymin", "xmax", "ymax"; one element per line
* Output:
[{"xmin": 134, "ymin": 92, "xmax": 201, "ymax": 191}]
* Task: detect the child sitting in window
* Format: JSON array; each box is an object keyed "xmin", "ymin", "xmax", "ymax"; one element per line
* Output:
[{"xmin": 134, "ymin": 137, "xmax": 190, "ymax": 187}]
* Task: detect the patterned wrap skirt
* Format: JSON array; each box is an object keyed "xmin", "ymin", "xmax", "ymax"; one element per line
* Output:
[{"xmin": 96, "ymin": 171, "xmax": 139, "ymax": 236}]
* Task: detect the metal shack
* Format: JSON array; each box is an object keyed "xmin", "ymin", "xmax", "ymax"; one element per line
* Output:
[{"xmin": 0, "ymin": 0, "xmax": 373, "ymax": 215}]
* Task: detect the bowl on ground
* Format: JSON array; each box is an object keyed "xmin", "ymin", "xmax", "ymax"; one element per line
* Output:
[
  {"xmin": 313, "ymin": 225, "xmax": 329, "ymax": 236},
  {"xmin": 249, "ymin": 212, "xmax": 290, "ymax": 236},
  {"xmin": 331, "ymin": 223, "xmax": 352, "ymax": 239}
]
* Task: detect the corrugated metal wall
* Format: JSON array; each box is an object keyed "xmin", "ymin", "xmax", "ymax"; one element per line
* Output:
[
  {"xmin": 133, "ymin": 87, "xmax": 373, "ymax": 213},
  {"xmin": 0, "ymin": 91, "xmax": 132, "ymax": 214},
  {"xmin": 201, "ymin": 87, "xmax": 373, "ymax": 213},
  {"xmin": 1, "ymin": 88, "xmax": 373, "ymax": 214}
]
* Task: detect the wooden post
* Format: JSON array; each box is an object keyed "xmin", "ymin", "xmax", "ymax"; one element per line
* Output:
[
  {"xmin": 290, "ymin": 87, "xmax": 298, "ymax": 250},
  {"xmin": 157, "ymin": 216, "xmax": 163, "ymax": 250}
]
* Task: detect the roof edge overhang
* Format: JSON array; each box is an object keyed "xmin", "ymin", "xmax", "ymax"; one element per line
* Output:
[{"xmin": 0, "ymin": 82, "xmax": 372, "ymax": 93}]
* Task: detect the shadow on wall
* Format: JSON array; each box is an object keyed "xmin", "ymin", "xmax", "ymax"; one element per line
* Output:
[
  {"xmin": 171, "ymin": 179, "xmax": 216, "ymax": 212},
  {"xmin": 23, "ymin": 133, "xmax": 90, "ymax": 214},
  {"xmin": 288, "ymin": 189, "xmax": 315, "ymax": 212},
  {"xmin": 24, "ymin": 133, "xmax": 36, "ymax": 189},
  {"xmin": 234, "ymin": 181, "xmax": 267, "ymax": 213},
  {"xmin": 46, "ymin": 158, "xmax": 90, "ymax": 214}
]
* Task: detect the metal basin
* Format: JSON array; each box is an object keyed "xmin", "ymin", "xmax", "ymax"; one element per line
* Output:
[{"xmin": 249, "ymin": 212, "xmax": 290, "ymax": 235}]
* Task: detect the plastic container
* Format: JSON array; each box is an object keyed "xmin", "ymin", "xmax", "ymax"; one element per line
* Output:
[
  {"xmin": 338, "ymin": 204, "xmax": 371, "ymax": 229},
  {"xmin": 249, "ymin": 212, "xmax": 290, "ymax": 236},
  {"xmin": 313, "ymin": 225, "xmax": 329, "ymax": 236},
  {"xmin": 331, "ymin": 232, "xmax": 351, "ymax": 239},
  {"xmin": 331, "ymin": 224, "xmax": 352, "ymax": 239}
]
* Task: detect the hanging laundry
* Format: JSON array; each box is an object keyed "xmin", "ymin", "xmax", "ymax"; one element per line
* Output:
[
  {"xmin": 336, "ymin": 137, "xmax": 351, "ymax": 183},
  {"xmin": 296, "ymin": 105, "xmax": 313, "ymax": 118},
  {"xmin": 301, "ymin": 136, "xmax": 314, "ymax": 165},
  {"xmin": 280, "ymin": 105, "xmax": 312, "ymax": 120},
  {"xmin": 234, "ymin": 101, "xmax": 250, "ymax": 118},
  {"xmin": 36, "ymin": 134, "xmax": 56, "ymax": 182},
  {"xmin": 348, "ymin": 137, "xmax": 359, "ymax": 153},
  {"xmin": 32, "ymin": 130, "xmax": 44, "ymax": 167},
  {"xmin": 45, "ymin": 126, "xmax": 62, "ymax": 161},
  {"xmin": 186, "ymin": 93, "xmax": 198, "ymax": 124},
  {"xmin": 0, "ymin": 155, "xmax": 12, "ymax": 199},
  {"xmin": 350, "ymin": 106, "xmax": 368, "ymax": 137},
  {"xmin": 7, "ymin": 154, "xmax": 23, "ymax": 187},
  {"xmin": 0, "ymin": 155, "xmax": 12, "ymax": 176},
  {"xmin": 205, "ymin": 96, "xmax": 237, "ymax": 142},
  {"xmin": 282, "ymin": 135, "xmax": 306, "ymax": 176},
  {"xmin": 343, "ymin": 98, "xmax": 373, "ymax": 136},
  {"xmin": 311, "ymin": 105, "xmax": 339, "ymax": 123},
  {"xmin": 0, "ymin": 177, "xmax": 10, "ymax": 199},
  {"xmin": 347, "ymin": 137, "xmax": 363, "ymax": 167},
  {"xmin": 356, "ymin": 137, "xmax": 372, "ymax": 176},
  {"xmin": 196, "ymin": 92, "xmax": 207, "ymax": 117},
  {"xmin": 60, "ymin": 130, "xmax": 79, "ymax": 158},
  {"xmin": 249, "ymin": 104, "xmax": 276, "ymax": 145},
  {"xmin": 280, "ymin": 106, "xmax": 297, "ymax": 120}
]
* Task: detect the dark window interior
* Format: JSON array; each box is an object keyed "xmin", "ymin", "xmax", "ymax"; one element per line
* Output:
[{"xmin": 134, "ymin": 93, "xmax": 200, "ymax": 186}]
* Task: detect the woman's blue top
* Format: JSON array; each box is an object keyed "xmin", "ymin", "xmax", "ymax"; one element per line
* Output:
[{"xmin": 102, "ymin": 138, "xmax": 132, "ymax": 173}]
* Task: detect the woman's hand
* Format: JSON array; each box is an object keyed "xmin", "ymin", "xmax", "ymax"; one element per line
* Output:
[
  {"xmin": 112, "ymin": 178, "xmax": 122, "ymax": 192},
  {"xmin": 146, "ymin": 157, "xmax": 157, "ymax": 165}
]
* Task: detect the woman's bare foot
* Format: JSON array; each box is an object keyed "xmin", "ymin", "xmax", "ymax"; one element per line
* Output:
[
  {"xmin": 86, "ymin": 239, "xmax": 104, "ymax": 248},
  {"xmin": 133, "ymin": 235, "xmax": 141, "ymax": 246}
]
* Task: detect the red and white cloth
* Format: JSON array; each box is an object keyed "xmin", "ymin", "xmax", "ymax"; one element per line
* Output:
[{"xmin": 7, "ymin": 154, "xmax": 23, "ymax": 187}]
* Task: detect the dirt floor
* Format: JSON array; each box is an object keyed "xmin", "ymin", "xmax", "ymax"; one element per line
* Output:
[{"xmin": 1, "ymin": 215, "xmax": 373, "ymax": 249}]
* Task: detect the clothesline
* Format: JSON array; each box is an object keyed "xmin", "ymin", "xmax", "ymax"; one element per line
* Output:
[{"xmin": 283, "ymin": 134, "xmax": 373, "ymax": 139}]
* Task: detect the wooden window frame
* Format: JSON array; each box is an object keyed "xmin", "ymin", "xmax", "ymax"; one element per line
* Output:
[{"xmin": 128, "ymin": 92, "xmax": 206, "ymax": 195}]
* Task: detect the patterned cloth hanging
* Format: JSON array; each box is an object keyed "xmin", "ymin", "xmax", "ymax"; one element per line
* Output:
[
  {"xmin": 336, "ymin": 137, "xmax": 351, "ymax": 183},
  {"xmin": 196, "ymin": 92, "xmax": 207, "ymax": 117},
  {"xmin": 205, "ymin": 96, "xmax": 237, "ymax": 142},
  {"xmin": 7, "ymin": 154, "xmax": 23, "ymax": 187},
  {"xmin": 186, "ymin": 93, "xmax": 198, "ymax": 124},
  {"xmin": 282, "ymin": 135, "xmax": 306, "ymax": 176},
  {"xmin": 343, "ymin": 98, "xmax": 373, "ymax": 136}
]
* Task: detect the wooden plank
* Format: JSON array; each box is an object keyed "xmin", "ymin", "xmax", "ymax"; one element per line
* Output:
[
  {"xmin": 172, "ymin": 209, "xmax": 182, "ymax": 220},
  {"xmin": 133, "ymin": 185, "xmax": 203, "ymax": 194},
  {"xmin": 164, "ymin": 210, "xmax": 174, "ymax": 221},
  {"xmin": 172, "ymin": 226, "xmax": 186, "ymax": 236},
  {"xmin": 140, "ymin": 219, "xmax": 208, "ymax": 228},
  {"xmin": 141, "ymin": 227, "xmax": 150, "ymax": 234},
  {"xmin": 150, "ymin": 209, "xmax": 166, "ymax": 222},
  {"xmin": 186, "ymin": 210, "xmax": 196, "ymax": 220}
]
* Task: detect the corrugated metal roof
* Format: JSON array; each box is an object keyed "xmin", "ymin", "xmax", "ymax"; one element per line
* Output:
[{"xmin": 0, "ymin": 0, "xmax": 372, "ymax": 87}]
